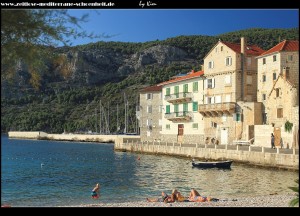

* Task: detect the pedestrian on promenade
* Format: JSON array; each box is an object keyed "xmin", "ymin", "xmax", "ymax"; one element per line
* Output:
[
  {"xmin": 271, "ymin": 133, "xmax": 275, "ymax": 149},
  {"xmin": 280, "ymin": 137, "xmax": 283, "ymax": 149}
]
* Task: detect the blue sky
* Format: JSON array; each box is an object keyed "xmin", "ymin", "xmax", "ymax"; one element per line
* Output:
[{"xmin": 67, "ymin": 9, "xmax": 299, "ymax": 46}]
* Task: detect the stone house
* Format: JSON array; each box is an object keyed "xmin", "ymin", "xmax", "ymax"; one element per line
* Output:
[
  {"xmin": 200, "ymin": 37, "xmax": 265, "ymax": 144},
  {"xmin": 139, "ymin": 85, "xmax": 163, "ymax": 142},
  {"xmin": 256, "ymin": 40, "xmax": 299, "ymax": 124}
]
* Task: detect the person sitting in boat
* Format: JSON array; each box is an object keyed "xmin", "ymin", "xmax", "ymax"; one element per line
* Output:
[
  {"xmin": 91, "ymin": 183, "xmax": 100, "ymax": 199},
  {"xmin": 188, "ymin": 188, "xmax": 218, "ymax": 202}
]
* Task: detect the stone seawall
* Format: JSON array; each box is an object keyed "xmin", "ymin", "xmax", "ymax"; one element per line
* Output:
[
  {"xmin": 8, "ymin": 131, "xmax": 140, "ymax": 143},
  {"xmin": 115, "ymin": 141, "xmax": 299, "ymax": 170}
]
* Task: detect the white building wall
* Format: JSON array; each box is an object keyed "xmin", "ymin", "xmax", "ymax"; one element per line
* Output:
[{"xmin": 161, "ymin": 77, "xmax": 205, "ymax": 137}]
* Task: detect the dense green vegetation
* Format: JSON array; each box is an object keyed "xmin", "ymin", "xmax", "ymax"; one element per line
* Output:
[{"xmin": 1, "ymin": 28, "xmax": 298, "ymax": 134}]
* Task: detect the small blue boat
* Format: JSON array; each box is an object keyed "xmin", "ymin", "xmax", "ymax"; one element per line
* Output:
[{"xmin": 192, "ymin": 160, "xmax": 232, "ymax": 169}]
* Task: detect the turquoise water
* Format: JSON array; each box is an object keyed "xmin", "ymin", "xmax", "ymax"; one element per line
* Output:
[{"xmin": 1, "ymin": 135, "xmax": 298, "ymax": 207}]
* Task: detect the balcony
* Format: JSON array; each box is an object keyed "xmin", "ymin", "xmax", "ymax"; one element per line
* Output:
[
  {"xmin": 198, "ymin": 102, "xmax": 236, "ymax": 117},
  {"xmin": 165, "ymin": 111, "xmax": 192, "ymax": 122},
  {"xmin": 164, "ymin": 92, "xmax": 192, "ymax": 104}
]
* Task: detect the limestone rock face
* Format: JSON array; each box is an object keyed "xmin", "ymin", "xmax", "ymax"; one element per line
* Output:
[{"xmin": 1, "ymin": 44, "xmax": 190, "ymax": 98}]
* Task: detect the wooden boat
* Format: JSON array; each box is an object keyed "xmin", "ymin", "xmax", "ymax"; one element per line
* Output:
[{"xmin": 192, "ymin": 160, "xmax": 232, "ymax": 169}]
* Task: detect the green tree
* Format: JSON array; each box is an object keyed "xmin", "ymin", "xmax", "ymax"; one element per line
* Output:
[
  {"xmin": 289, "ymin": 179, "xmax": 299, "ymax": 207},
  {"xmin": 1, "ymin": 9, "xmax": 100, "ymax": 89}
]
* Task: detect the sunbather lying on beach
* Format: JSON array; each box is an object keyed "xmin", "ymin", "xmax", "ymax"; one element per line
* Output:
[
  {"xmin": 188, "ymin": 189, "xmax": 219, "ymax": 202},
  {"xmin": 146, "ymin": 191, "xmax": 169, "ymax": 202},
  {"xmin": 147, "ymin": 189, "xmax": 189, "ymax": 203}
]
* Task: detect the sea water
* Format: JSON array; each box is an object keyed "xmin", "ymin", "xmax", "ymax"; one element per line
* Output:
[{"xmin": 1, "ymin": 135, "xmax": 298, "ymax": 207}]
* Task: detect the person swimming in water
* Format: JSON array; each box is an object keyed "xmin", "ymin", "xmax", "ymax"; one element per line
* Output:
[{"xmin": 91, "ymin": 183, "xmax": 100, "ymax": 199}]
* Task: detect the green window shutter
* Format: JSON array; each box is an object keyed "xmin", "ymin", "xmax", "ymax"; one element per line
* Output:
[
  {"xmin": 166, "ymin": 88, "xmax": 170, "ymax": 96},
  {"xmin": 193, "ymin": 102, "xmax": 198, "ymax": 111},
  {"xmin": 193, "ymin": 82, "xmax": 198, "ymax": 92},
  {"xmin": 166, "ymin": 105, "xmax": 170, "ymax": 114},
  {"xmin": 174, "ymin": 86, "xmax": 179, "ymax": 98},
  {"xmin": 183, "ymin": 103, "xmax": 188, "ymax": 112},
  {"xmin": 184, "ymin": 84, "xmax": 188, "ymax": 92},
  {"xmin": 174, "ymin": 104, "xmax": 179, "ymax": 112}
]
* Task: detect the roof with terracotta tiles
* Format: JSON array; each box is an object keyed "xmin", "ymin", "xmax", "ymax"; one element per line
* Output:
[
  {"xmin": 222, "ymin": 41, "xmax": 265, "ymax": 55},
  {"xmin": 259, "ymin": 40, "xmax": 299, "ymax": 57},
  {"xmin": 157, "ymin": 70, "xmax": 204, "ymax": 86},
  {"xmin": 140, "ymin": 85, "xmax": 162, "ymax": 92}
]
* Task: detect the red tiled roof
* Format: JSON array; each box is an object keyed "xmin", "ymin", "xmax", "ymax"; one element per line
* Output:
[
  {"xmin": 157, "ymin": 70, "xmax": 204, "ymax": 86},
  {"xmin": 259, "ymin": 40, "xmax": 299, "ymax": 57},
  {"xmin": 140, "ymin": 85, "xmax": 162, "ymax": 92},
  {"xmin": 222, "ymin": 41, "xmax": 265, "ymax": 55}
]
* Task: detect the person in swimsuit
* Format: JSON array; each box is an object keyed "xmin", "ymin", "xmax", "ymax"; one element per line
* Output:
[
  {"xmin": 91, "ymin": 183, "xmax": 100, "ymax": 199},
  {"xmin": 188, "ymin": 188, "xmax": 210, "ymax": 202},
  {"xmin": 146, "ymin": 191, "xmax": 169, "ymax": 202}
]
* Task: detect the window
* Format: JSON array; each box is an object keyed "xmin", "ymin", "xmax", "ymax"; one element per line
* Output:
[
  {"xmin": 146, "ymin": 93, "xmax": 152, "ymax": 100},
  {"xmin": 262, "ymin": 94, "xmax": 266, "ymax": 101},
  {"xmin": 262, "ymin": 75, "xmax": 266, "ymax": 82},
  {"xmin": 159, "ymin": 105, "xmax": 163, "ymax": 113},
  {"xmin": 208, "ymin": 61, "xmax": 214, "ymax": 69},
  {"xmin": 174, "ymin": 86, "xmax": 179, "ymax": 98},
  {"xmin": 233, "ymin": 113, "xmax": 241, "ymax": 122},
  {"xmin": 225, "ymin": 74, "xmax": 231, "ymax": 85},
  {"xmin": 215, "ymin": 95, "xmax": 221, "ymax": 103},
  {"xmin": 207, "ymin": 96, "xmax": 215, "ymax": 104},
  {"xmin": 166, "ymin": 105, "xmax": 170, "ymax": 114},
  {"xmin": 166, "ymin": 88, "xmax": 170, "ymax": 96},
  {"xmin": 247, "ymin": 75, "xmax": 252, "ymax": 85},
  {"xmin": 166, "ymin": 124, "xmax": 170, "ymax": 130},
  {"xmin": 192, "ymin": 123, "xmax": 198, "ymax": 129},
  {"xmin": 273, "ymin": 55, "xmax": 277, "ymax": 62},
  {"xmin": 207, "ymin": 78, "xmax": 215, "ymax": 89},
  {"xmin": 146, "ymin": 119, "xmax": 152, "ymax": 126},
  {"xmin": 147, "ymin": 105, "xmax": 152, "ymax": 113},
  {"xmin": 183, "ymin": 103, "xmax": 188, "ymax": 112},
  {"xmin": 247, "ymin": 57, "xmax": 252, "ymax": 66},
  {"xmin": 225, "ymin": 57, "xmax": 232, "ymax": 66},
  {"xmin": 273, "ymin": 72, "xmax": 276, "ymax": 80},
  {"xmin": 221, "ymin": 46, "xmax": 223, "ymax": 51},
  {"xmin": 183, "ymin": 84, "xmax": 188, "ymax": 93},
  {"xmin": 287, "ymin": 55, "xmax": 293, "ymax": 61},
  {"xmin": 277, "ymin": 108, "xmax": 283, "ymax": 118},
  {"xmin": 225, "ymin": 94, "xmax": 231, "ymax": 102},
  {"xmin": 193, "ymin": 82, "xmax": 198, "ymax": 92},
  {"xmin": 263, "ymin": 58, "xmax": 266, "ymax": 65},
  {"xmin": 211, "ymin": 122, "xmax": 217, "ymax": 128},
  {"xmin": 193, "ymin": 102, "xmax": 198, "ymax": 111},
  {"xmin": 215, "ymin": 47, "xmax": 218, "ymax": 53},
  {"xmin": 222, "ymin": 115, "xmax": 227, "ymax": 122},
  {"xmin": 276, "ymin": 88, "xmax": 280, "ymax": 97},
  {"xmin": 174, "ymin": 104, "xmax": 179, "ymax": 113}
]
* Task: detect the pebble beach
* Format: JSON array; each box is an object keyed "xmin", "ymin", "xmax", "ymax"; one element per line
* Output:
[{"xmin": 66, "ymin": 193, "xmax": 297, "ymax": 207}]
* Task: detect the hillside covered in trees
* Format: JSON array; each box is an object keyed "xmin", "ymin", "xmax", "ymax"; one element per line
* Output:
[{"xmin": 1, "ymin": 28, "xmax": 298, "ymax": 134}]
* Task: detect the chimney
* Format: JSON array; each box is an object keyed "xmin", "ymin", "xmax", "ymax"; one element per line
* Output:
[
  {"xmin": 191, "ymin": 69, "xmax": 195, "ymax": 74},
  {"xmin": 201, "ymin": 64, "xmax": 204, "ymax": 71},
  {"xmin": 241, "ymin": 37, "xmax": 247, "ymax": 54}
]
